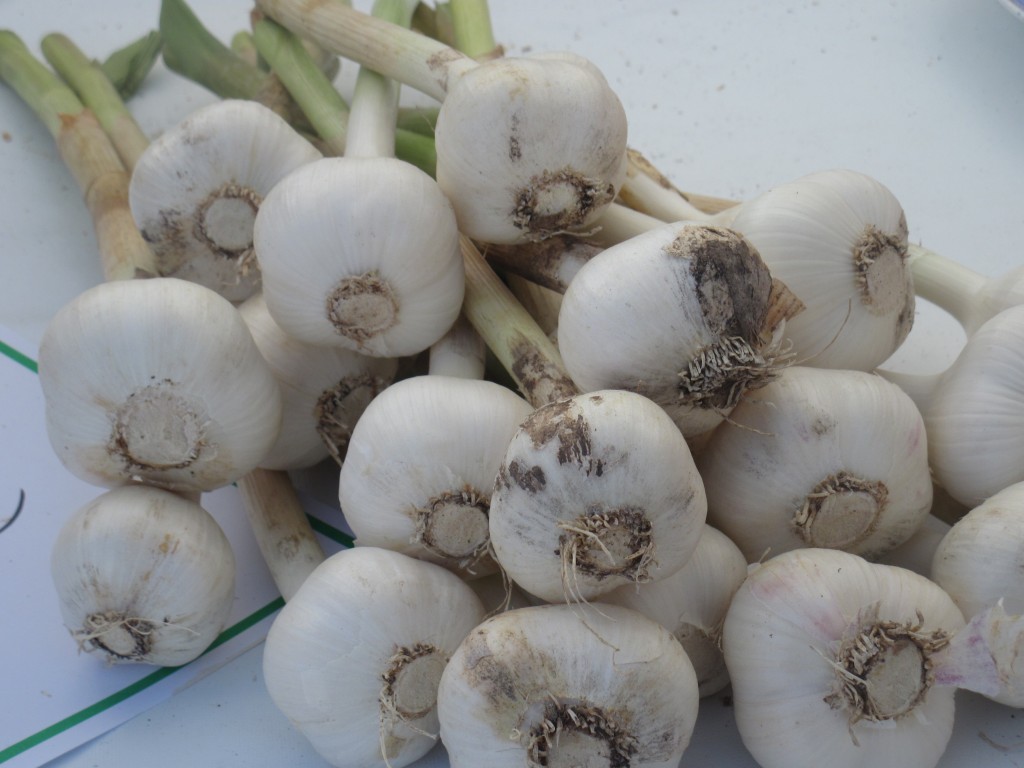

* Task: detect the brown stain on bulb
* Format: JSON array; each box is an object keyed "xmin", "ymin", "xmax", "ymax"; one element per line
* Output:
[
  {"xmin": 510, "ymin": 167, "xmax": 616, "ymax": 240},
  {"xmin": 520, "ymin": 399, "xmax": 603, "ymax": 475}
]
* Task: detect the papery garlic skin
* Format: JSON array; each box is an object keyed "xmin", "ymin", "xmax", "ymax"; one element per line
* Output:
[
  {"xmin": 926, "ymin": 305, "xmax": 1024, "ymax": 506},
  {"xmin": 725, "ymin": 169, "xmax": 913, "ymax": 370},
  {"xmin": 239, "ymin": 293, "xmax": 397, "ymax": 469},
  {"xmin": 39, "ymin": 278, "xmax": 282, "ymax": 492},
  {"xmin": 338, "ymin": 375, "xmax": 533, "ymax": 575},
  {"xmin": 254, "ymin": 156, "xmax": 464, "ymax": 357},
  {"xmin": 489, "ymin": 389, "xmax": 707, "ymax": 603},
  {"xmin": 261, "ymin": 547, "xmax": 485, "ymax": 768},
  {"xmin": 723, "ymin": 548, "xmax": 965, "ymax": 768},
  {"xmin": 437, "ymin": 603, "xmax": 699, "ymax": 768},
  {"xmin": 557, "ymin": 222, "xmax": 795, "ymax": 437},
  {"xmin": 932, "ymin": 481, "xmax": 1024, "ymax": 620},
  {"xmin": 435, "ymin": 52, "xmax": 628, "ymax": 244},
  {"xmin": 699, "ymin": 366, "xmax": 932, "ymax": 562},
  {"xmin": 602, "ymin": 524, "xmax": 747, "ymax": 697},
  {"xmin": 129, "ymin": 99, "xmax": 321, "ymax": 302},
  {"xmin": 51, "ymin": 485, "xmax": 235, "ymax": 667}
]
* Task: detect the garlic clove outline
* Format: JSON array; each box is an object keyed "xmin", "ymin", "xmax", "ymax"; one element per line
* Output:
[
  {"xmin": 337, "ymin": 374, "xmax": 532, "ymax": 577},
  {"xmin": 254, "ymin": 156, "xmax": 465, "ymax": 357},
  {"xmin": 50, "ymin": 484, "xmax": 236, "ymax": 667},
  {"xmin": 722, "ymin": 548, "xmax": 965, "ymax": 768},
  {"xmin": 261, "ymin": 546, "xmax": 486, "ymax": 768},
  {"xmin": 436, "ymin": 602, "xmax": 700, "ymax": 768},
  {"xmin": 489, "ymin": 388, "xmax": 708, "ymax": 603},
  {"xmin": 698, "ymin": 366, "xmax": 932, "ymax": 562},
  {"xmin": 38, "ymin": 277, "xmax": 283, "ymax": 492},
  {"xmin": 128, "ymin": 99, "xmax": 322, "ymax": 302},
  {"xmin": 238, "ymin": 292, "xmax": 398, "ymax": 469}
]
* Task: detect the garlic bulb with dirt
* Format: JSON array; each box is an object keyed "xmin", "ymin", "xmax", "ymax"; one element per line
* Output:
[
  {"xmin": 128, "ymin": 99, "xmax": 321, "ymax": 302},
  {"xmin": 723, "ymin": 169, "xmax": 914, "ymax": 370},
  {"xmin": 723, "ymin": 548, "xmax": 966, "ymax": 768},
  {"xmin": 38, "ymin": 278, "xmax": 282, "ymax": 492},
  {"xmin": 256, "ymin": 0, "xmax": 628, "ymax": 244},
  {"xmin": 261, "ymin": 546, "xmax": 485, "ymax": 768},
  {"xmin": 489, "ymin": 388, "xmax": 707, "ymax": 603},
  {"xmin": 238, "ymin": 292, "xmax": 397, "ymax": 468},
  {"xmin": 437, "ymin": 602, "xmax": 699, "ymax": 768},
  {"xmin": 337, "ymin": 374, "xmax": 532, "ymax": 576},
  {"xmin": 698, "ymin": 366, "xmax": 932, "ymax": 562},
  {"xmin": 50, "ymin": 484, "xmax": 235, "ymax": 667},
  {"xmin": 601, "ymin": 523, "xmax": 747, "ymax": 697},
  {"xmin": 556, "ymin": 221, "xmax": 801, "ymax": 437}
]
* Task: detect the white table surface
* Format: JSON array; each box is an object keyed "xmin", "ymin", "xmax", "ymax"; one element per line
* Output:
[{"xmin": 2, "ymin": 0, "xmax": 1023, "ymax": 766}]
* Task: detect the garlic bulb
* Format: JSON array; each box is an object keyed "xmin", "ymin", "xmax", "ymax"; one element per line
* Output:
[
  {"xmin": 932, "ymin": 481, "xmax": 1024, "ymax": 621},
  {"xmin": 254, "ymin": 0, "xmax": 628, "ymax": 244},
  {"xmin": 261, "ymin": 546, "xmax": 485, "ymax": 768},
  {"xmin": 51, "ymin": 484, "xmax": 235, "ymax": 667},
  {"xmin": 254, "ymin": 156, "xmax": 465, "ymax": 357},
  {"xmin": 239, "ymin": 293, "xmax": 397, "ymax": 468},
  {"xmin": 489, "ymin": 389, "xmax": 707, "ymax": 603},
  {"xmin": 437, "ymin": 603, "xmax": 700, "ymax": 767},
  {"xmin": 698, "ymin": 366, "xmax": 932, "ymax": 562},
  {"xmin": 557, "ymin": 221, "xmax": 801, "ymax": 436},
  {"xmin": 723, "ymin": 548, "xmax": 965, "ymax": 768},
  {"xmin": 435, "ymin": 51, "xmax": 628, "ymax": 244},
  {"xmin": 337, "ymin": 375, "xmax": 532, "ymax": 575},
  {"xmin": 38, "ymin": 278, "xmax": 282, "ymax": 492},
  {"xmin": 724, "ymin": 169, "xmax": 913, "ymax": 370},
  {"xmin": 602, "ymin": 523, "xmax": 747, "ymax": 697},
  {"xmin": 129, "ymin": 99, "xmax": 321, "ymax": 302}
]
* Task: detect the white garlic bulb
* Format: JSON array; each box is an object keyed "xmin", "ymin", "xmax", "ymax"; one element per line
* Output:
[
  {"xmin": 435, "ymin": 51, "xmax": 629, "ymax": 244},
  {"xmin": 338, "ymin": 375, "xmax": 533, "ymax": 575},
  {"xmin": 557, "ymin": 222, "xmax": 799, "ymax": 437},
  {"xmin": 723, "ymin": 548, "xmax": 965, "ymax": 768},
  {"xmin": 437, "ymin": 602, "xmax": 699, "ymax": 767},
  {"xmin": 38, "ymin": 278, "xmax": 283, "ymax": 492},
  {"xmin": 724, "ymin": 169, "xmax": 913, "ymax": 370},
  {"xmin": 699, "ymin": 366, "xmax": 932, "ymax": 562},
  {"xmin": 932, "ymin": 481, "xmax": 1024, "ymax": 621},
  {"xmin": 129, "ymin": 99, "xmax": 321, "ymax": 302},
  {"xmin": 489, "ymin": 389, "xmax": 707, "ymax": 603},
  {"xmin": 239, "ymin": 293, "xmax": 397, "ymax": 469},
  {"xmin": 254, "ymin": 156, "xmax": 465, "ymax": 357},
  {"xmin": 51, "ymin": 484, "xmax": 236, "ymax": 667},
  {"xmin": 261, "ymin": 547, "xmax": 485, "ymax": 768},
  {"xmin": 602, "ymin": 524, "xmax": 747, "ymax": 697}
]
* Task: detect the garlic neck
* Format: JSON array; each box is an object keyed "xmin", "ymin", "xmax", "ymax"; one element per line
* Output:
[{"xmin": 793, "ymin": 472, "xmax": 887, "ymax": 550}]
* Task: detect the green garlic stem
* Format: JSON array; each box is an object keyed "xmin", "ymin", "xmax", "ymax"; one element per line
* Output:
[
  {"xmin": 255, "ymin": 0, "xmax": 477, "ymax": 101},
  {"xmin": 460, "ymin": 235, "xmax": 578, "ymax": 409},
  {"xmin": 906, "ymin": 244, "xmax": 989, "ymax": 332},
  {"xmin": 100, "ymin": 30, "xmax": 162, "ymax": 100},
  {"xmin": 230, "ymin": 29, "xmax": 263, "ymax": 69},
  {"xmin": 41, "ymin": 33, "xmax": 150, "ymax": 172},
  {"xmin": 450, "ymin": 0, "xmax": 502, "ymax": 60},
  {"xmin": 0, "ymin": 30, "xmax": 156, "ymax": 280}
]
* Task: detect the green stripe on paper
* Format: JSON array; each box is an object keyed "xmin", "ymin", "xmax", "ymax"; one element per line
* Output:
[
  {"xmin": 0, "ymin": 597, "xmax": 284, "ymax": 763},
  {"xmin": 0, "ymin": 339, "xmax": 38, "ymax": 373},
  {"xmin": 307, "ymin": 513, "xmax": 354, "ymax": 547}
]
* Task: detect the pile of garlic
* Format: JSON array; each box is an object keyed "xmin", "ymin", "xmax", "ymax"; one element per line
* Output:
[{"xmin": 4, "ymin": 1, "xmax": 1024, "ymax": 767}]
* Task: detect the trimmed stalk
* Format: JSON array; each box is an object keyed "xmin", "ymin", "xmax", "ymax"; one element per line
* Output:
[
  {"xmin": 41, "ymin": 33, "xmax": 150, "ymax": 171},
  {"xmin": 0, "ymin": 30, "xmax": 155, "ymax": 279},
  {"xmin": 449, "ymin": 0, "xmax": 503, "ymax": 60}
]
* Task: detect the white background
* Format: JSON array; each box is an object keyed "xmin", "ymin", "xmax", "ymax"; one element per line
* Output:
[{"xmin": 1, "ymin": 0, "xmax": 1023, "ymax": 766}]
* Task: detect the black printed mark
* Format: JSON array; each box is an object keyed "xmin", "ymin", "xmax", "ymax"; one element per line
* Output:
[{"xmin": 0, "ymin": 489, "xmax": 25, "ymax": 535}]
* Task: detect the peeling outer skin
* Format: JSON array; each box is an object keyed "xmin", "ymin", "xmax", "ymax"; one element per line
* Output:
[{"xmin": 933, "ymin": 601, "xmax": 1024, "ymax": 703}]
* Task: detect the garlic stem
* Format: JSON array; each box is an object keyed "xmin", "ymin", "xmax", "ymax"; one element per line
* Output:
[
  {"xmin": 589, "ymin": 202, "xmax": 667, "ymax": 247},
  {"xmin": 459, "ymin": 235, "xmax": 577, "ymax": 408},
  {"xmin": 230, "ymin": 30, "xmax": 262, "ymax": 69},
  {"xmin": 100, "ymin": 30, "xmax": 162, "ymax": 100},
  {"xmin": 0, "ymin": 30, "xmax": 156, "ymax": 280},
  {"xmin": 250, "ymin": 12, "xmax": 437, "ymax": 175},
  {"xmin": 617, "ymin": 148, "xmax": 714, "ymax": 224},
  {"xmin": 236, "ymin": 468, "xmax": 326, "ymax": 602},
  {"xmin": 344, "ymin": 0, "xmax": 418, "ymax": 159},
  {"xmin": 482, "ymin": 236, "xmax": 600, "ymax": 294},
  {"xmin": 255, "ymin": 0, "xmax": 476, "ymax": 101},
  {"xmin": 40, "ymin": 33, "xmax": 150, "ymax": 172},
  {"xmin": 449, "ymin": 0, "xmax": 502, "ymax": 60},
  {"xmin": 427, "ymin": 312, "xmax": 486, "ymax": 380}
]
